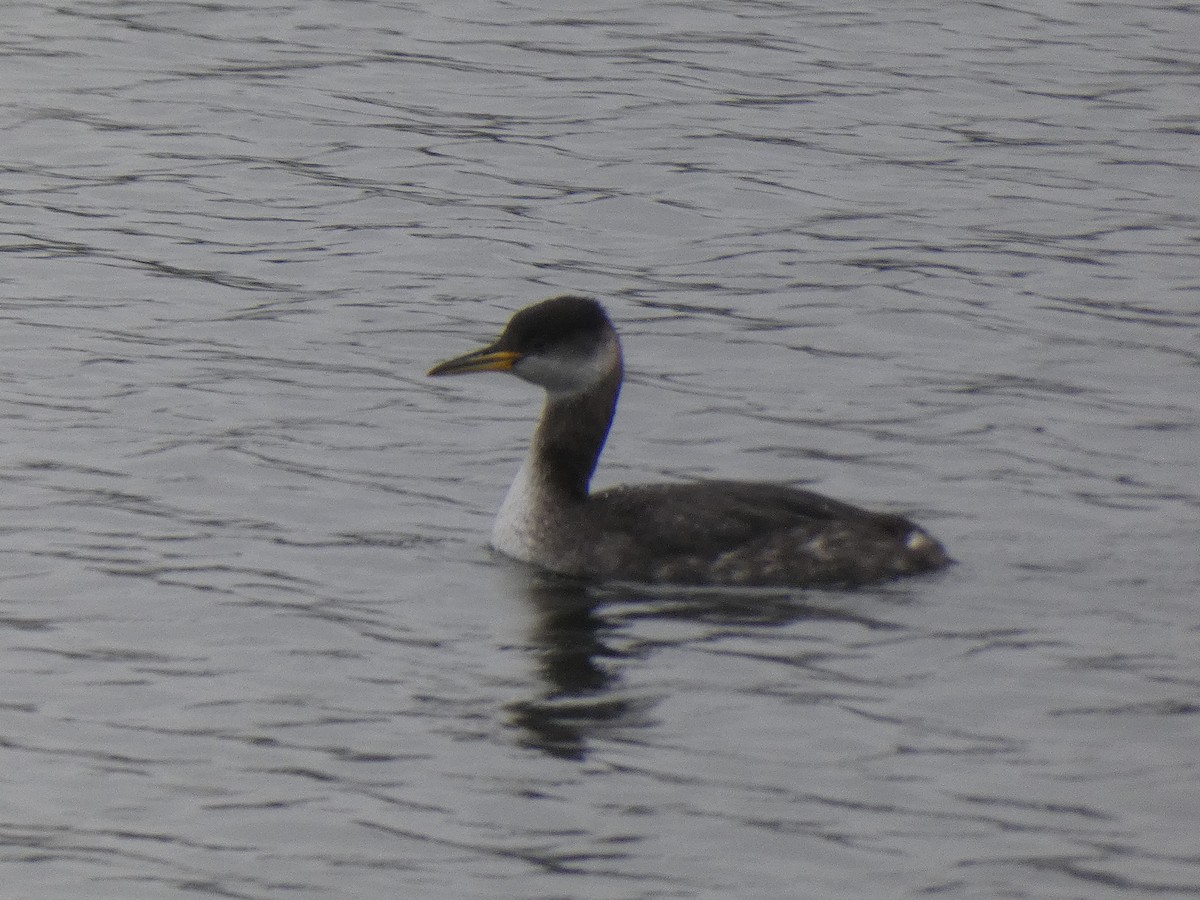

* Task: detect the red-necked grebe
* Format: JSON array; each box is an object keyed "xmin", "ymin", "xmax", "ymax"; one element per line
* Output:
[{"xmin": 428, "ymin": 295, "xmax": 950, "ymax": 586}]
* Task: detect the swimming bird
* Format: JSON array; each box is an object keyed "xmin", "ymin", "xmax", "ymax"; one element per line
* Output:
[{"xmin": 427, "ymin": 295, "xmax": 950, "ymax": 587}]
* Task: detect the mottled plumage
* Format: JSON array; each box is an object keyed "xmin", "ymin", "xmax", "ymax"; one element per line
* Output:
[{"xmin": 428, "ymin": 295, "xmax": 950, "ymax": 587}]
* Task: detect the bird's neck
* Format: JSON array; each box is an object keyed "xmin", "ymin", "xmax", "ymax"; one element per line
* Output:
[{"xmin": 530, "ymin": 364, "xmax": 622, "ymax": 502}]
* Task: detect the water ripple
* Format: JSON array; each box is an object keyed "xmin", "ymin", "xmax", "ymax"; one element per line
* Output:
[{"xmin": 2, "ymin": 1, "xmax": 1199, "ymax": 898}]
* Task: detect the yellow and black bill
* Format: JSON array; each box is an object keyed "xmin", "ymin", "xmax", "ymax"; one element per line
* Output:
[{"xmin": 427, "ymin": 344, "xmax": 521, "ymax": 377}]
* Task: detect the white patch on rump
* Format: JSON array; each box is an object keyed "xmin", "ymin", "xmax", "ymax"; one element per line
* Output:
[{"xmin": 906, "ymin": 530, "xmax": 934, "ymax": 552}]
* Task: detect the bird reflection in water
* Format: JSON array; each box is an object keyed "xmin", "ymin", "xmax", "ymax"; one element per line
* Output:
[
  {"xmin": 505, "ymin": 569, "xmax": 903, "ymax": 761},
  {"xmin": 506, "ymin": 575, "xmax": 635, "ymax": 761}
]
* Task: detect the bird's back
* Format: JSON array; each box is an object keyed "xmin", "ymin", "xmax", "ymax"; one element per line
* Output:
[{"xmin": 558, "ymin": 480, "xmax": 950, "ymax": 586}]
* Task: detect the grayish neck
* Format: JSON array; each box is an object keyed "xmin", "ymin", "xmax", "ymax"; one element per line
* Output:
[{"xmin": 530, "ymin": 363, "xmax": 622, "ymax": 501}]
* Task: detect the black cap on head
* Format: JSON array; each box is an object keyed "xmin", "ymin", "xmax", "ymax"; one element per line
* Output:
[{"xmin": 498, "ymin": 295, "xmax": 612, "ymax": 353}]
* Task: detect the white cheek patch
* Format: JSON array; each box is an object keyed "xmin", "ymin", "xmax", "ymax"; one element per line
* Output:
[
  {"xmin": 513, "ymin": 333, "xmax": 619, "ymax": 396},
  {"xmin": 514, "ymin": 354, "xmax": 586, "ymax": 393}
]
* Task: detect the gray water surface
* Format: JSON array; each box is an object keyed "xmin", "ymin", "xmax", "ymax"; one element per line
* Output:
[{"xmin": 2, "ymin": 2, "xmax": 1199, "ymax": 898}]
